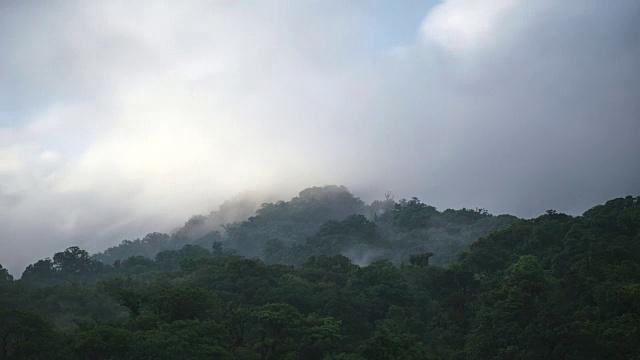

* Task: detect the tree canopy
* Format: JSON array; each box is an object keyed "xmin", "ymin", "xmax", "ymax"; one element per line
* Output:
[{"xmin": 2, "ymin": 189, "xmax": 639, "ymax": 359}]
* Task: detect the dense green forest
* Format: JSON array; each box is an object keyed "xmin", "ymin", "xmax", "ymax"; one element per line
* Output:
[{"xmin": 1, "ymin": 187, "xmax": 639, "ymax": 359}]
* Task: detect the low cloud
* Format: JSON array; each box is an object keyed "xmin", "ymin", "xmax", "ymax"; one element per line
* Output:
[{"xmin": 1, "ymin": 0, "xmax": 638, "ymax": 275}]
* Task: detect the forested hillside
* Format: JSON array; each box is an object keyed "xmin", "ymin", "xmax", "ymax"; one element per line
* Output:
[
  {"xmin": 93, "ymin": 186, "xmax": 517, "ymax": 268},
  {"xmin": 1, "ymin": 191, "xmax": 639, "ymax": 359}
]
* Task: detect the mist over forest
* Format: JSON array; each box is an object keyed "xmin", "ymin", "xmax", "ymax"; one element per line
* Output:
[
  {"xmin": 1, "ymin": 0, "xmax": 640, "ymax": 358},
  {"xmin": 2, "ymin": 186, "xmax": 640, "ymax": 358},
  {"xmin": 2, "ymin": 0, "xmax": 639, "ymax": 275},
  {"xmin": 90, "ymin": 185, "xmax": 517, "ymax": 269}
]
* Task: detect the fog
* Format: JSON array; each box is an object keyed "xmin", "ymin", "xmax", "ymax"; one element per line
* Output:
[{"xmin": 1, "ymin": 0, "xmax": 639, "ymax": 275}]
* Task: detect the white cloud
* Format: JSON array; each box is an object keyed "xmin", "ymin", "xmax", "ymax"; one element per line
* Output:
[
  {"xmin": 0, "ymin": 0, "xmax": 638, "ymax": 275},
  {"xmin": 419, "ymin": 0, "xmax": 524, "ymax": 55},
  {"xmin": 0, "ymin": 148, "xmax": 23, "ymax": 173}
]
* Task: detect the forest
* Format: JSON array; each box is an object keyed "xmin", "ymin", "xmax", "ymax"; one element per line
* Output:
[{"xmin": 1, "ymin": 186, "xmax": 639, "ymax": 359}]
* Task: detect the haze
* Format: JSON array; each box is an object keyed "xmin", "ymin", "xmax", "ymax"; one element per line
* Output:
[{"xmin": 1, "ymin": 0, "xmax": 639, "ymax": 275}]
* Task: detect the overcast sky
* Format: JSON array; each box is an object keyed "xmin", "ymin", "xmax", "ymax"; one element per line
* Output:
[{"xmin": 1, "ymin": 0, "xmax": 639, "ymax": 275}]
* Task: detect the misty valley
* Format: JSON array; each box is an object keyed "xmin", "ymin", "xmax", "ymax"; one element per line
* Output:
[{"xmin": 1, "ymin": 185, "xmax": 639, "ymax": 359}]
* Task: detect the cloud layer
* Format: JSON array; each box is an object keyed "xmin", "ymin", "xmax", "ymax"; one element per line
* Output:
[{"xmin": 1, "ymin": 0, "xmax": 639, "ymax": 275}]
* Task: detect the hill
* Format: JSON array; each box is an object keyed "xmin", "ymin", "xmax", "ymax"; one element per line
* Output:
[
  {"xmin": 1, "ymin": 191, "xmax": 638, "ymax": 359},
  {"xmin": 93, "ymin": 185, "xmax": 517, "ymax": 268}
]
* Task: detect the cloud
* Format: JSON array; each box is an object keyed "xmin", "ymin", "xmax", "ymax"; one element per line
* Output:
[
  {"xmin": 419, "ymin": 0, "xmax": 524, "ymax": 54},
  {"xmin": 0, "ymin": 0, "xmax": 639, "ymax": 275}
]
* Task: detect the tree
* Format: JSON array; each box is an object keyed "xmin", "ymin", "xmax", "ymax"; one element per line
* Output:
[
  {"xmin": 300, "ymin": 314, "xmax": 342, "ymax": 360},
  {"xmin": 53, "ymin": 246, "xmax": 101, "ymax": 274},
  {"xmin": 212, "ymin": 241, "xmax": 224, "ymax": 256},
  {"xmin": 98, "ymin": 277, "xmax": 146, "ymax": 317},
  {"xmin": 0, "ymin": 310, "xmax": 61, "ymax": 360},
  {"xmin": 128, "ymin": 320, "xmax": 232, "ymax": 360},
  {"xmin": 21, "ymin": 258, "xmax": 56, "ymax": 281},
  {"xmin": 392, "ymin": 198, "xmax": 437, "ymax": 230},
  {"xmin": 409, "ymin": 252, "xmax": 434, "ymax": 267},
  {"xmin": 148, "ymin": 287, "xmax": 219, "ymax": 322},
  {"xmin": 0, "ymin": 264, "xmax": 12, "ymax": 282},
  {"xmin": 73, "ymin": 324, "xmax": 132, "ymax": 359},
  {"xmin": 358, "ymin": 325, "xmax": 431, "ymax": 360},
  {"xmin": 254, "ymin": 303, "xmax": 304, "ymax": 360}
]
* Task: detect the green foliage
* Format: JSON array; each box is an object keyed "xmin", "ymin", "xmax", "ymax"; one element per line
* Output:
[
  {"xmin": 226, "ymin": 186, "xmax": 367, "ymax": 259},
  {"xmin": 392, "ymin": 197, "xmax": 438, "ymax": 230},
  {"xmin": 254, "ymin": 192, "xmax": 516, "ymax": 268},
  {"xmin": 0, "ymin": 310, "xmax": 65, "ymax": 360},
  {"xmin": 128, "ymin": 320, "xmax": 232, "ymax": 360},
  {"xmin": 461, "ymin": 196, "xmax": 640, "ymax": 359},
  {"xmin": 3, "ymin": 193, "xmax": 639, "ymax": 359},
  {"xmin": 73, "ymin": 324, "xmax": 133, "ymax": 359},
  {"xmin": 21, "ymin": 258, "xmax": 56, "ymax": 281},
  {"xmin": 90, "ymin": 186, "xmax": 517, "ymax": 272},
  {"xmin": 94, "ymin": 232, "xmax": 172, "ymax": 264},
  {"xmin": 409, "ymin": 252, "xmax": 434, "ymax": 267},
  {"xmin": 358, "ymin": 325, "xmax": 432, "ymax": 360},
  {"xmin": 148, "ymin": 287, "xmax": 219, "ymax": 322},
  {"xmin": 53, "ymin": 246, "xmax": 102, "ymax": 274},
  {"xmin": 21, "ymin": 247, "xmax": 105, "ymax": 286},
  {"xmin": 0, "ymin": 263, "xmax": 13, "ymax": 282}
]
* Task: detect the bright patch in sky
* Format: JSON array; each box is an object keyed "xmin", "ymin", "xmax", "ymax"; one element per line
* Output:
[{"xmin": 420, "ymin": 0, "xmax": 523, "ymax": 54}]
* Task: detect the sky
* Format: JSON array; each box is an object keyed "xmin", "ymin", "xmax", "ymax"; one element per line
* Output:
[{"xmin": 1, "ymin": 0, "xmax": 639, "ymax": 275}]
